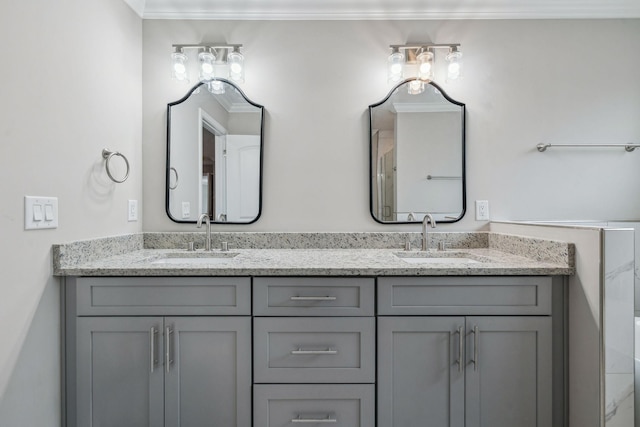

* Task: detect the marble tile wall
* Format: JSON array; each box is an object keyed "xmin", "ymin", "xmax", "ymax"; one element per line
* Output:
[{"xmin": 603, "ymin": 229, "xmax": 635, "ymax": 427}]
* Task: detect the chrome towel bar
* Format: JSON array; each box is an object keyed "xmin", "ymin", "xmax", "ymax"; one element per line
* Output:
[{"xmin": 537, "ymin": 143, "xmax": 640, "ymax": 152}]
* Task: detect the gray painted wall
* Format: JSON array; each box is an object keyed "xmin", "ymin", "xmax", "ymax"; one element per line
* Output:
[
  {"xmin": 143, "ymin": 19, "xmax": 640, "ymax": 232},
  {"xmin": 0, "ymin": 0, "xmax": 142, "ymax": 425}
]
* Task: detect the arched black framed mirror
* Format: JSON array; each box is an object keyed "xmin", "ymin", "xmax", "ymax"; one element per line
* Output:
[
  {"xmin": 166, "ymin": 79, "xmax": 264, "ymax": 224},
  {"xmin": 369, "ymin": 79, "xmax": 465, "ymax": 224}
]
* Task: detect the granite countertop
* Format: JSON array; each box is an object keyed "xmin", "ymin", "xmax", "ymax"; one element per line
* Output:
[{"xmin": 53, "ymin": 232, "xmax": 575, "ymax": 277}]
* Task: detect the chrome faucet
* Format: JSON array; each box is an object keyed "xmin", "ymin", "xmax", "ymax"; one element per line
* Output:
[
  {"xmin": 421, "ymin": 213, "xmax": 436, "ymax": 251},
  {"xmin": 197, "ymin": 213, "xmax": 212, "ymax": 251}
]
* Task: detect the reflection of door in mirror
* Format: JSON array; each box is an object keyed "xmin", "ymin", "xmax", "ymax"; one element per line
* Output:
[
  {"xmin": 199, "ymin": 109, "xmax": 226, "ymax": 219},
  {"xmin": 372, "ymin": 130, "xmax": 396, "ymax": 221}
]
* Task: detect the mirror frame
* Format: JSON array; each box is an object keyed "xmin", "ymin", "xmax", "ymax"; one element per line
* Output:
[
  {"xmin": 166, "ymin": 79, "xmax": 265, "ymax": 224},
  {"xmin": 368, "ymin": 78, "xmax": 466, "ymax": 224}
]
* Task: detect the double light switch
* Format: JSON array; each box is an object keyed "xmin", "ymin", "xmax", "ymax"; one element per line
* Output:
[{"xmin": 25, "ymin": 196, "xmax": 58, "ymax": 230}]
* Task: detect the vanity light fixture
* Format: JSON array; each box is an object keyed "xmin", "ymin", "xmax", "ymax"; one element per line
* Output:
[
  {"xmin": 387, "ymin": 44, "xmax": 462, "ymax": 89},
  {"xmin": 171, "ymin": 44, "xmax": 245, "ymax": 84}
]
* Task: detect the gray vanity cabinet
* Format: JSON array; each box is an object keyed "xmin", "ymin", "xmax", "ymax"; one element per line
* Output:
[
  {"xmin": 65, "ymin": 277, "xmax": 252, "ymax": 427},
  {"xmin": 377, "ymin": 277, "xmax": 555, "ymax": 427}
]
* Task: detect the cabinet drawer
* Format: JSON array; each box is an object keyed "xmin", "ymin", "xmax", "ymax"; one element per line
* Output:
[
  {"xmin": 253, "ymin": 277, "xmax": 374, "ymax": 316},
  {"xmin": 254, "ymin": 317, "xmax": 375, "ymax": 383},
  {"xmin": 254, "ymin": 384, "xmax": 374, "ymax": 427},
  {"xmin": 378, "ymin": 276, "xmax": 552, "ymax": 315},
  {"xmin": 73, "ymin": 277, "xmax": 251, "ymax": 316}
]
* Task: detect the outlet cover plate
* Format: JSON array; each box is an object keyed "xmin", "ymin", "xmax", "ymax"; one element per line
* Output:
[{"xmin": 475, "ymin": 200, "xmax": 490, "ymax": 221}]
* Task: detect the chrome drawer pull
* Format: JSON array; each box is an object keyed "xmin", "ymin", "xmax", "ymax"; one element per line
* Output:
[
  {"xmin": 292, "ymin": 415, "xmax": 337, "ymax": 423},
  {"xmin": 470, "ymin": 325, "xmax": 479, "ymax": 371},
  {"xmin": 455, "ymin": 326, "xmax": 463, "ymax": 373},
  {"xmin": 291, "ymin": 348, "xmax": 338, "ymax": 355},
  {"xmin": 290, "ymin": 296, "xmax": 337, "ymax": 301},
  {"xmin": 165, "ymin": 327, "xmax": 174, "ymax": 373},
  {"xmin": 150, "ymin": 327, "xmax": 158, "ymax": 373}
]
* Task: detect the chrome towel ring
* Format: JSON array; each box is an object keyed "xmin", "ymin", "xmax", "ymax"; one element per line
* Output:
[{"xmin": 102, "ymin": 149, "xmax": 130, "ymax": 183}]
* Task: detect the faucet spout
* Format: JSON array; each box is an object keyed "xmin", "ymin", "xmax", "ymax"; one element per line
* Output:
[
  {"xmin": 197, "ymin": 213, "xmax": 212, "ymax": 251},
  {"xmin": 421, "ymin": 213, "xmax": 436, "ymax": 251}
]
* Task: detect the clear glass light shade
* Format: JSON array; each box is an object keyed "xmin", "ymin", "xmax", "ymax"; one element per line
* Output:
[
  {"xmin": 171, "ymin": 51, "xmax": 189, "ymax": 81},
  {"xmin": 407, "ymin": 80, "xmax": 425, "ymax": 95},
  {"xmin": 198, "ymin": 50, "xmax": 216, "ymax": 81},
  {"xmin": 417, "ymin": 51, "xmax": 434, "ymax": 81},
  {"xmin": 446, "ymin": 49, "xmax": 463, "ymax": 81},
  {"xmin": 228, "ymin": 50, "xmax": 245, "ymax": 83},
  {"xmin": 387, "ymin": 51, "xmax": 405, "ymax": 83}
]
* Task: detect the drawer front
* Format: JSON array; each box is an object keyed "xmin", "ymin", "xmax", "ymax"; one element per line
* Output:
[
  {"xmin": 253, "ymin": 277, "xmax": 374, "ymax": 316},
  {"xmin": 254, "ymin": 317, "xmax": 375, "ymax": 383},
  {"xmin": 254, "ymin": 384, "xmax": 375, "ymax": 427},
  {"xmin": 74, "ymin": 277, "xmax": 251, "ymax": 316},
  {"xmin": 378, "ymin": 276, "xmax": 552, "ymax": 315}
]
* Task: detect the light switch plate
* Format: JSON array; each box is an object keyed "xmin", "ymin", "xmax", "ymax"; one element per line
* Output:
[{"xmin": 25, "ymin": 196, "xmax": 58, "ymax": 230}]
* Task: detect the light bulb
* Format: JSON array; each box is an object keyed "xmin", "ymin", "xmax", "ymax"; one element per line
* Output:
[
  {"xmin": 228, "ymin": 50, "xmax": 245, "ymax": 83},
  {"xmin": 446, "ymin": 48, "xmax": 462, "ymax": 81},
  {"xmin": 417, "ymin": 50, "xmax": 434, "ymax": 81},
  {"xmin": 387, "ymin": 50, "xmax": 405, "ymax": 84},
  {"xmin": 198, "ymin": 49, "xmax": 216, "ymax": 81},
  {"xmin": 171, "ymin": 50, "xmax": 188, "ymax": 81}
]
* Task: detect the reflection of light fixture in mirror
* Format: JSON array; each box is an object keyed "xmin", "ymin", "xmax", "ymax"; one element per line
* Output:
[
  {"xmin": 387, "ymin": 43, "xmax": 461, "ymax": 84},
  {"xmin": 387, "ymin": 47, "xmax": 405, "ymax": 83},
  {"xmin": 171, "ymin": 44, "xmax": 245, "ymax": 83},
  {"xmin": 198, "ymin": 48, "xmax": 216, "ymax": 81},
  {"xmin": 207, "ymin": 80, "xmax": 225, "ymax": 94},
  {"xmin": 446, "ymin": 46, "xmax": 462, "ymax": 81},
  {"xmin": 227, "ymin": 47, "xmax": 245, "ymax": 83},
  {"xmin": 171, "ymin": 48, "xmax": 188, "ymax": 81},
  {"xmin": 407, "ymin": 80, "xmax": 424, "ymax": 95}
]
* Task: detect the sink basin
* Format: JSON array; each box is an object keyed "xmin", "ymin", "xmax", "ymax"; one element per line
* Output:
[
  {"xmin": 394, "ymin": 252, "xmax": 482, "ymax": 264},
  {"xmin": 149, "ymin": 251, "xmax": 239, "ymax": 265}
]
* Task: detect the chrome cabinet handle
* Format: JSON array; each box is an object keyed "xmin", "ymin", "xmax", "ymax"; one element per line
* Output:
[
  {"xmin": 455, "ymin": 326, "xmax": 464, "ymax": 372},
  {"xmin": 150, "ymin": 327, "xmax": 158, "ymax": 373},
  {"xmin": 291, "ymin": 348, "xmax": 337, "ymax": 355},
  {"xmin": 292, "ymin": 415, "xmax": 337, "ymax": 423},
  {"xmin": 290, "ymin": 296, "xmax": 337, "ymax": 301},
  {"xmin": 165, "ymin": 327, "xmax": 174, "ymax": 373},
  {"xmin": 470, "ymin": 325, "xmax": 479, "ymax": 371}
]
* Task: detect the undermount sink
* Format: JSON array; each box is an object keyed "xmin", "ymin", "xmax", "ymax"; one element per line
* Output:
[
  {"xmin": 394, "ymin": 252, "xmax": 482, "ymax": 264},
  {"xmin": 149, "ymin": 251, "xmax": 239, "ymax": 265}
]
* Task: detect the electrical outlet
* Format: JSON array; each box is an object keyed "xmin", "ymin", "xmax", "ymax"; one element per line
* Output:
[
  {"xmin": 182, "ymin": 202, "xmax": 191, "ymax": 219},
  {"xmin": 128, "ymin": 200, "xmax": 138, "ymax": 222},
  {"xmin": 475, "ymin": 200, "xmax": 490, "ymax": 221}
]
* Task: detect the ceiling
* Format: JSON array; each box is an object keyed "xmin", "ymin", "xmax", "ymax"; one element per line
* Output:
[{"xmin": 124, "ymin": 0, "xmax": 640, "ymax": 19}]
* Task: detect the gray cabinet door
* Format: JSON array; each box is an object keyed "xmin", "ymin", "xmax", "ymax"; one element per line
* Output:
[
  {"xmin": 377, "ymin": 317, "xmax": 465, "ymax": 427},
  {"xmin": 164, "ymin": 316, "xmax": 252, "ymax": 427},
  {"xmin": 465, "ymin": 316, "xmax": 552, "ymax": 427},
  {"xmin": 75, "ymin": 317, "xmax": 164, "ymax": 427}
]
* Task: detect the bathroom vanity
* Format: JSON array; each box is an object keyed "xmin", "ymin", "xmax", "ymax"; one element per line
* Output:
[{"xmin": 55, "ymin": 232, "xmax": 573, "ymax": 427}]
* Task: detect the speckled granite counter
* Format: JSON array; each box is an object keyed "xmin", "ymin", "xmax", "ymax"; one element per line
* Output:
[{"xmin": 53, "ymin": 232, "xmax": 574, "ymax": 277}]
